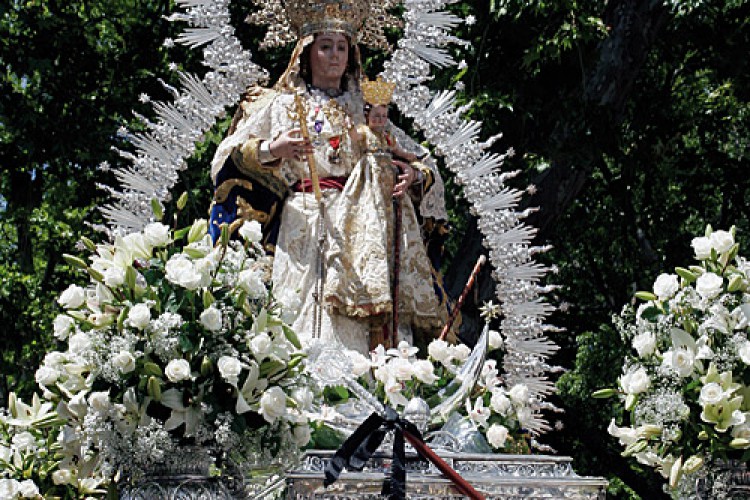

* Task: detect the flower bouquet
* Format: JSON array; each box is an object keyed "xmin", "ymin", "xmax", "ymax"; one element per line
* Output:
[
  {"xmin": 36, "ymin": 207, "xmax": 314, "ymax": 488},
  {"xmin": 598, "ymin": 226, "xmax": 750, "ymax": 497},
  {"xmin": 315, "ymin": 325, "xmax": 536, "ymax": 454},
  {"xmin": 0, "ymin": 393, "xmax": 106, "ymax": 499}
]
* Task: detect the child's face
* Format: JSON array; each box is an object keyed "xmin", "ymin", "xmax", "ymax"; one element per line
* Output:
[{"xmin": 368, "ymin": 105, "xmax": 388, "ymax": 131}]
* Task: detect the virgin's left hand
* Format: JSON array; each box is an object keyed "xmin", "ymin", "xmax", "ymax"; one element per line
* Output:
[{"xmin": 392, "ymin": 159, "xmax": 415, "ymax": 198}]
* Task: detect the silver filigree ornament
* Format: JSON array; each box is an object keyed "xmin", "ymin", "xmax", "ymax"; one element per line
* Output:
[{"xmin": 101, "ymin": 0, "xmax": 564, "ymax": 443}]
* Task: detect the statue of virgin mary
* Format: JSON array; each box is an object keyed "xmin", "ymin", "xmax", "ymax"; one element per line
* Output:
[{"xmin": 207, "ymin": 0, "xmax": 451, "ymax": 354}]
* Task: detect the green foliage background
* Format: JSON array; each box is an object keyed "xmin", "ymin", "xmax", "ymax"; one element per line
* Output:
[{"xmin": 2, "ymin": 1, "xmax": 749, "ymax": 498}]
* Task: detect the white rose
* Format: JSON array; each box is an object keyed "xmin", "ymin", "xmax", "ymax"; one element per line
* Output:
[
  {"xmin": 0, "ymin": 479, "xmax": 20, "ymax": 498},
  {"xmin": 620, "ymin": 367, "xmax": 651, "ymax": 394},
  {"xmin": 12, "ymin": 431, "xmax": 37, "ymax": 452},
  {"xmin": 488, "ymin": 330, "xmax": 504, "ymax": 350},
  {"xmin": 88, "ymin": 391, "xmax": 111, "ymax": 413},
  {"xmin": 292, "ymin": 424, "xmax": 312, "ymax": 446},
  {"xmin": 53, "ymin": 314, "xmax": 75, "ymax": 340},
  {"xmin": 388, "ymin": 358, "xmax": 414, "ymax": 381},
  {"xmin": 451, "ymin": 344, "xmax": 471, "ymax": 362},
  {"xmin": 632, "ymin": 331, "xmax": 656, "ymax": 357},
  {"xmin": 250, "ymin": 333, "xmax": 272, "ymax": 359},
  {"xmin": 238, "ymin": 269, "xmax": 267, "ymax": 299},
  {"xmin": 165, "ymin": 359, "xmax": 192, "ymax": 382},
  {"xmin": 112, "ymin": 351, "xmax": 136, "ymax": 374},
  {"xmin": 58, "ymin": 284, "xmax": 85, "ymax": 309},
  {"xmin": 739, "ymin": 342, "xmax": 750, "ymax": 365},
  {"xmin": 122, "ymin": 232, "xmax": 151, "ymax": 259},
  {"xmin": 127, "ymin": 303, "xmax": 151, "ymax": 329},
  {"xmin": 653, "ymin": 273, "xmax": 679, "ymax": 300},
  {"xmin": 427, "ymin": 339, "xmax": 452, "ymax": 363},
  {"xmin": 509, "ymin": 384, "xmax": 530, "ymax": 405},
  {"xmin": 292, "ymin": 387, "xmax": 314, "ymax": 410},
  {"xmin": 52, "ymin": 469, "xmax": 75, "ymax": 486},
  {"xmin": 664, "ymin": 347, "xmax": 697, "ymax": 378},
  {"xmin": 346, "ymin": 351, "xmax": 372, "ymax": 377},
  {"xmin": 35, "ymin": 366, "xmax": 59, "ymax": 386},
  {"xmin": 699, "ymin": 382, "xmax": 725, "ymax": 406},
  {"xmin": 259, "ymin": 386, "xmax": 287, "ymax": 423},
  {"xmin": 692, "ymin": 236, "xmax": 712, "ymax": 260},
  {"xmin": 486, "ymin": 423, "xmax": 509, "ymax": 449},
  {"xmin": 412, "ymin": 359, "xmax": 438, "ymax": 384},
  {"xmin": 696, "ymin": 272, "xmax": 723, "ymax": 299},
  {"xmin": 143, "ymin": 222, "xmax": 171, "ymax": 247},
  {"xmin": 165, "ymin": 255, "xmax": 202, "ymax": 290},
  {"xmin": 200, "ymin": 307, "xmax": 223, "ymax": 332},
  {"xmin": 490, "ymin": 390, "xmax": 512, "ymax": 415},
  {"xmin": 217, "ymin": 356, "xmax": 243, "ymax": 386},
  {"xmin": 239, "ymin": 220, "xmax": 263, "ymax": 243},
  {"xmin": 18, "ymin": 479, "xmax": 40, "ymax": 498},
  {"xmin": 710, "ymin": 230, "xmax": 734, "ymax": 254},
  {"xmin": 103, "ymin": 266, "xmax": 125, "ymax": 287},
  {"xmin": 68, "ymin": 332, "xmax": 91, "ymax": 354}
]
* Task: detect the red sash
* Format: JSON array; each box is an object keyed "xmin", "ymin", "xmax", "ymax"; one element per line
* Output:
[{"xmin": 291, "ymin": 176, "xmax": 347, "ymax": 193}]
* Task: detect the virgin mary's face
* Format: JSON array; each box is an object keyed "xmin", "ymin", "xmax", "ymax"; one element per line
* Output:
[{"xmin": 309, "ymin": 33, "xmax": 349, "ymax": 89}]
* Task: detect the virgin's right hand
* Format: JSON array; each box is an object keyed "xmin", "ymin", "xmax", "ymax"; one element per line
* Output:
[{"xmin": 269, "ymin": 129, "xmax": 313, "ymax": 161}]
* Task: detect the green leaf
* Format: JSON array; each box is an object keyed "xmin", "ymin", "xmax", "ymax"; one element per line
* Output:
[
  {"xmin": 675, "ymin": 267, "xmax": 697, "ymax": 283},
  {"xmin": 634, "ymin": 291, "xmax": 657, "ymax": 302},
  {"xmin": 592, "ymin": 388, "xmax": 618, "ymax": 398},
  {"xmin": 283, "ymin": 324, "xmax": 302, "ymax": 350}
]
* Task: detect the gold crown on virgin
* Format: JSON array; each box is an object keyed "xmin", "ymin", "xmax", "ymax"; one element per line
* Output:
[
  {"xmin": 361, "ymin": 76, "xmax": 396, "ymax": 106},
  {"xmin": 247, "ymin": 0, "xmax": 402, "ymax": 51}
]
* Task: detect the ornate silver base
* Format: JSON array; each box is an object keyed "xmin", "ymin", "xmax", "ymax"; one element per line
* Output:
[{"xmin": 283, "ymin": 450, "xmax": 608, "ymax": 499}]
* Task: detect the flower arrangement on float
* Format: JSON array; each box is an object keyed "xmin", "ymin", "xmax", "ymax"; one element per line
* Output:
[
  {"xmin": 319, "ymin": 321, "xmax": 535, "ymax": 454},
  {"xmin": 596, "ymin": 226, "xmax": 750, "ymax": 497},
  {"xmin": 34, "ymin": 199, "xmax": 314, "ymax": 486}
]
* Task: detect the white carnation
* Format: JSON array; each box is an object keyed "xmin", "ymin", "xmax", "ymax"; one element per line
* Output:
[
  {"xmin": 12, "ymin": 431, "xmax": 37, "ymax": 452},
  {"xmin": 165, "ymin": 359, "xmax": 192, "ymax": 382},
  {"xmin": 653, "ymin": 273, "xmax": 679, "ymax": 300},
  {"xmin": 68, "ymin": 332, "xmax": 91, "ymax": 354},
  {"xmin": 620, "ymin": 366, "xmax": 651, "ymax": 394},
  {"xmin": 691, "ymin": 236, "xmax": 712, "ymax": 260},
  {"xmin": 696, "ymin": 272, "xmax": 723, "ymax": 299},
  {"xmin": 35, "ymin": 366, "xmax": 59, "ymax": 386},
  {"xmin": 427, "ymin": 339, "xmax": 451, "ymax": 363},
  {"xmin": 451, "ymin": 344, "xmax": 471, "ymax": 362},
  {"xmin": 486, "ymin": 423, "xmax": 509, "ymax": 449},
  {"xmin": 238, "ymin": 269, "xmax": 267, "ymax": 299},
  {"xmin": 632, "ymin": 331, "xmax": 656, "ymax": 357},
  {"xmin": 58, "ymin": 284, "xmax": 85, "ymax": 309},
  {"xmin": 710, "ymin": 230, "xmax": 734, "ymax": 254},
  {"xmin": 53, "ymin": 314, "xmax": 75, "ymax": 340},
  {"xmin": 490, "ymin": 390, "xmax": 512, "ymax": 415},
  {"xmin": 412, "ymin": 359, "xmax": 438, "ymax": 384},
  {"xmin": 509, "ymin": 384, "xmax": 530, "ymax": 405},
  {"xmin": 239, "ymin": 220, "xmax": 263, "ymax": 243}
]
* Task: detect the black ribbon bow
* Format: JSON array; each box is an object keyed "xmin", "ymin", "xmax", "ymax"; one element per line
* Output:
[{"xmin": 323, "ymin": 407, "xmax": 425, "ymax": 499}]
